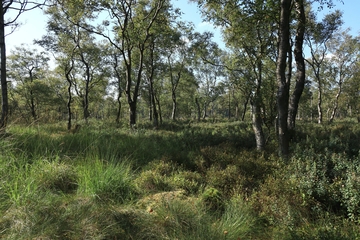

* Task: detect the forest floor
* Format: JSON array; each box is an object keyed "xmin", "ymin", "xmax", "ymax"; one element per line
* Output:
[{"xmin": 1, "ymin": 120, "xmax": 360, "ymax": 239}]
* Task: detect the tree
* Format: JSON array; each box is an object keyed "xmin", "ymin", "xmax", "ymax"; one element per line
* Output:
[
  {"xmin": 343, "ymin": 62, "xmax": 360, "ymax": 121},
  {"xmin": 54, "ymin": 0, "xmax": 172, "ymax": 127},
  {"xmin": 327, "ymin": 29, "xmax": 359, "ymax": 122},
  {"xmin": 7, "ymin": 45, "xmax": 50, "ymax": 121},
  {"xmin": 192, "ymin": 41, "xmax": 225, "ymax": 120},
  {"xmin": 276, "ymin": 0, "xmax": 292, "ymax": 156},
  {"xmin": 163, "ymin": 24, "xmax": 196, "ymax": 121},
  {"xmin": 191, "ymin": 0, "xmax": 279, "ymax": 151},
  {"xmin": 288, "ymin": 0, "xmax": 306, "ymax": 132},
  {"xmin": 141, "ymin": 10, "xmax": 190, "ymax": 125},
  {"xmin": 71, "ymin": 38, "xmax": 109, "ymax": 123},
  {"xmin": 106, "ymin": 46, "xmax": 127, "ymax": 124},
  {"xmin": 1, "ymin": 0, "xmax": 47, "ymax": 129},
  {"xmin": 305, "ymin": 10, "xmax": 343, "ymax": 124},
  {"xmin": 39, "ymin": 3, "xmax": 110, "ymax": 127}
]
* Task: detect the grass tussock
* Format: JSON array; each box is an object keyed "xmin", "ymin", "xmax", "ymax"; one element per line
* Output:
[{"xmin": 1, "ymin": 120, "xmax": 360, "ymax": 239}]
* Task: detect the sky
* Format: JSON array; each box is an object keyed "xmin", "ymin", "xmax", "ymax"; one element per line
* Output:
[{"xmin": 5, "ymin": 0, "xmax": 360, "ymax": 54}]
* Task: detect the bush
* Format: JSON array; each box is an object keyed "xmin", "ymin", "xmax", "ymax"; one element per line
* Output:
[
  {"xmin": 288, "ymin": 150, "xmax": 360, "ymax": 220},
  {"xmin": 201, "ymin": 187, "xmax": 224, "ymax": 212}
]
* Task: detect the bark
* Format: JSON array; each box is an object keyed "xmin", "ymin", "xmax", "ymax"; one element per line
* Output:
[
  {"xmin": 195, "ymin": 97, "xmax": 201, "ymax": 122},
  {"xmin": 170, "ymin": 70, "xmax": 181, "ymax": 121},
  {"xmin": 30, "ymin": 92, "xmax": 36, "ymax": 120},
  {"xmin": 235, "ymin": 104, "xmax": 239, "ymax": 120},
  {"xmin": 65, "ymin": 61, "xmax": 74, "ymax": 131},
  {"xmin": 171, "ymin": 91, "xmax": 177, "ymax": 120},
  {"xmin": 276, "ymin": 0, "xmax": 292, "ymax": 157},
  {"xmin": 126, "ymin": 45, "xmax": 144, "ymax": 127},
  {"xmin": 317, "ymin": 81, "xmax": 323, "ymax": 124},
  {"xmin": 329, "ymin": 80, "xmax": 343, "ymax": 123},
  {"xmin": 155, "ymin": 94, "xmax": 162, "ymax": 125},
  {"xmin": 113, "ymin": 55, "xmax": 122, "ymax": 124},
  {"xmin": 252, "ymin": 59, "xmax": 265, "ymax": 151},
  {"xmin": 129, "ymin": 100, "xmax": 137, "ymax": 126},
  {"xmin": 202, "ymin": 102, "xmax": 207, "ymax": 119},
  {"xmin": 147, "ymin": 52, "xmax": 159, "ymax": 127},
  {"xmin": 148, "ymin": 89, "xmax": 153, "ymax": 121},
  {"xmin": 77, "ymin": 39, "xmax": 91, "ymax": 123},
  {"xmin": 0, "ymin": 3, "xmax": 8, "ymax": 130},
  {"xmin": 288, "ymin": 0, "xmax": 306, "ymax": 131},
  {"xmin": 241, "ymin": 93, "xmax": 250, "ymax": 121},
  {"xmin": 116, "ymin": 93, "xmax": 122, "ymax": 124},
  {"xmin": 251, "ymin": 100, "xmax": 265, "ymax": 151},
  {"xmin": 29, "ymin": 70, "xmax": 37, "ymax": 120},
  {"xmin": 83, "ymin": 80, "xmax": 90, "ymax": 122},
  {"xmin": 228, "ymin": 91, "xmax": 231, "ymax": 119},
  {"xmin": 150, "ymin": 84, "xmax": 158, "ymax": 127}
]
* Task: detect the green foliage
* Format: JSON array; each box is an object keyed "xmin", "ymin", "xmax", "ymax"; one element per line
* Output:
[{"xmin": 201, "ymin": 187, "xmax": 224, "ymax": 212}]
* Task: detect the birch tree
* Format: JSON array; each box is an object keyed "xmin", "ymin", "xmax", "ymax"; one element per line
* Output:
[{"xmin": 1, "ymin": 0, "xmax": 47, "ymax": 129}]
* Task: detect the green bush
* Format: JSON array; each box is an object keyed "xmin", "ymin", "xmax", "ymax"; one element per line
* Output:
[
  {"xmin": 288, "ymin": 150, "xmax": 360, "ymax": 220},
  {"xmin": 201, "ymin": 187, "xmax": 224, "ymax": 212}
]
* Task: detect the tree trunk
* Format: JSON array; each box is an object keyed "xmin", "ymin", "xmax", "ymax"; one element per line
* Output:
[
  {"xmin": 67, "ymin": 82, "xmax": 72, "ymax": 131},
  {"xmin": 276, "ymin": 0, "xmax": 292, "ymax": 157},
  {"xmin": 202, "ymin": 102, "xmax": 207, "ymax": 119},
  {"xmin": 0, "ymin": 4, "xmax": 8, "ymax": 130},
  {"xmin": 155, "ymin": 94, "xmax": 162, "ymax": 125},
  {"xmin": 235, "ymin": 104, "xmax": 239, "ymax": 120},
  {"xmin": 129, "ymin": 101, "xmax": 137, "ymax": 126},
  {"xmin": 126, "ymin": 46, "xmax": 144, "ymax": 127},
  {"xmin": 228, "ymin": 91, "xmax": 231, "ymax": 119},
  {"xmin": 317, "ymin": 82, "xmax": 323, "ymax": 124},
  {"xmin": 241, "ymin": 93, "xmax": 251, "ymax": 121},
  {"xmin": 30, "ymin": 93, "xmax": 37, "ymax": 120},
  {"xmin": 288, "ymin": 0, "xmax": 306, "ymax": 131},
  {"xmin": 148, "ymin": 88, "xmax": 153, "ymax": 122},
  {"xmin": 251, "ymin": 100, "xmax": 265, "ymax": 151},
  {"xmin": 171, "ymin": 91, "xmax": 177, "ymax": 121},
  {"xmin": 150, "ymin": 78, "xmax": 158, "ymax": 127},
  {"xmin": 195, "ymin": 98, "xmax": 201, "ymax": 122},
  {"xmin": 28, "ymin": 71, "xmax": 37, "ymax": 121},
  {"xmin": 116, "ymin": 92, "xmax": 122, "ymax": 124},
  {"xmin": 329, "ymin": 80, "xmax": 343, "ymax": 123},
  {"xmin": 65, "ymin": 62, "xmax": 74, "ymax": 131}
]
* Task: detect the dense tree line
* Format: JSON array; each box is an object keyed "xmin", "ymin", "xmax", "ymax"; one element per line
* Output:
[{"xmin": 1, "ymin": 0, "xmax": 359, "ymax": 156}]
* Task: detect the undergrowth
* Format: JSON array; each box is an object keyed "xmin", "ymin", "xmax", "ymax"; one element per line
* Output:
[{"xmin": 0, "ymin": 120, "xmax": 359, "ymax": 239}]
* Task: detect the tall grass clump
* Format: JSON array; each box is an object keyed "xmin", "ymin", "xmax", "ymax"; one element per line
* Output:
[
  {"xmin": 35, "ymin": 160, "xmax": 78, "ymax": 194},
  {"xmin": 77, "ymin": 156, "xmax": 137, "ymax": 203},
  {"xmin": 139, "ymin": 195, "xmax": 262, "ymax": 240},
  {"xmin": 0, "ymin": 158, "xmax": 37, "ymax": 207}
]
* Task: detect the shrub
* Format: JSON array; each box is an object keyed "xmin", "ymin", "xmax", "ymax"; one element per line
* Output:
[
  {"xmin": 288, "ymin": 150, "xmax": 360, "ymax": 220},
  {"xmin": 201, "ymin": 187, "xmax": 224, "ymax": 212}
]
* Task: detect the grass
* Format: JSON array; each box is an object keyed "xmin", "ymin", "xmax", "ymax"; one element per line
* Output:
[{"xmin": 0, "ymin": 120, "xmax": 360, "ymax": 239}]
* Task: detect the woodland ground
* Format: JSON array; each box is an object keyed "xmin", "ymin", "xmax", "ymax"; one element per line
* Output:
[{"xmin": 0, "ymin": 119, "xmax": 360, "ymax": 239}]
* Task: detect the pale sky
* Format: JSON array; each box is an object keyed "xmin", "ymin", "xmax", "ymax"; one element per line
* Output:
[{"xmin": 5, "ymin": 0, "xmax": 359, "ymax": 54}]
